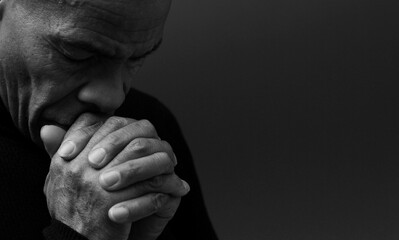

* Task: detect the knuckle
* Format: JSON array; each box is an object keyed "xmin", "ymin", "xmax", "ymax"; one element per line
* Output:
[
  {"xmin": 153, "ymin": 152, "xmax": 174, "ymax": 172},
  {"xmin": 126, "ymin": 160, "xmax": 140, "ymax": 176},
  {"xmin": 161, "ymin": 140, "xmax": 173, "ymax": 153},
  {"xmin": 150, "ymin": 195, "xmax": 160, "ymax": 212},
  {"xmin": 151, "ymin": 194, "xmax": 167, "ymax": 212},
  {"xmin": 81, "ymin": 121, "xmax": 103, "ymax": 134},
  {"xmin": 138, "ymin": 119, "xmax": 153, "ymax": 128},
  {"xmin": 106, "ymin": 133, "xmax": 123, "ymax": 147},
  {"xmin": 153, "ymin": 151, "xmax": 168, "ymax": 161},
  {"xmin": 67, "ymin": 164, "xmax": 84, "ymax": 179},
  {"xmin": 63, "ymin": 167, "xmax": 86, "ymax": 190},
  {"xmin": 75, "ymin": 112, "xmax": 93, "ymax": 122},
  {"xmin": 161, "ymin": 140, "xmax": 177, "ymax": 165},
  {"xmin": 147, "ymin": 175, "xmax": 164, "ymax": 189},
  {"xmin": 77, "ymin": 127, "xmax": 92, "ymax": 138},
  {"xmin": 106, "ymin": 116, "xmax": 128, "ymax": 127},
  {"xmin": 137, "ymin": 119, "xmax": 157, "ymax": 135},
  {"xmin": 127, "ymin": 138, "xmax": 148, "ymax": 154},
  {"xmin": 101, "ymin": 131, "xmax": 131, "ymax": 152},
  {"xmin": 50, "ymin": 160, "xmax": 64, "ymax": 172},
  {"xmin": 75, "ymin": 125, "xmax": 97, "ymax": 139},
  {"xmin": 75, "ymin": 113, "xmax": 105, "ymax": 128}
]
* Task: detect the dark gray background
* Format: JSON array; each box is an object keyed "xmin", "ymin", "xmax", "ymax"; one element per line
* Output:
[{"xmin": 136, "ymin": 0, "xmax": 399, "ymax": 239}]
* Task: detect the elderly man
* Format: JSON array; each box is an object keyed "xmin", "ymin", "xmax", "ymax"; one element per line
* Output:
[{"xmin": 0, "ymin": 0, "xmax": 217, "ymax": 239}]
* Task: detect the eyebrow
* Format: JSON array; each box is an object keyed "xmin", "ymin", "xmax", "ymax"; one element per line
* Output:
[{"xmin": 49, "ymin": 35, "xmax": 163, "ymax": 60}]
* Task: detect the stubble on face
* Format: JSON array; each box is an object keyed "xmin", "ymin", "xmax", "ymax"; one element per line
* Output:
[{"xmin": 0, "ymin": 0, "xmax": 172, "ymax": 145}]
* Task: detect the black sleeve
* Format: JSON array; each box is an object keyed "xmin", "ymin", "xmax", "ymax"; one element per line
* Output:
[
  {"xmin": 113, "ymin": 89, "xmax": 219, "ymax": 239},
  {"xmin": 43, "ymin": 220, "xmax": 89, "ymax": 240},
  {"xmin": 151, "ymin": 102, "xmax": 219, "ymax": 240},
  {"xmin": 1, "ymin": 94, "xmax": 217, "ymax": 240}
]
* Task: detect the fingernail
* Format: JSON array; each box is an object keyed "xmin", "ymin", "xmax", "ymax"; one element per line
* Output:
[
  {"xmin": 58, "ymin": 141, "xmax": 75, "ymax": 157},
  {"xmin": 100, "ymin": 171, "xmax": 120, "ymax": 188},
  {"xmin": 89, "ymin": 148, "xmax": 106, "ymax": 166},
  {"xmin": 110, "ymin": 207, "xmax": 129, "ymax": 223}
]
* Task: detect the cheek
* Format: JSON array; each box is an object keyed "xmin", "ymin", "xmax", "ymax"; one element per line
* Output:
[
  {"xmin": 24, "ymin": 47, "xmax": 86, "ymax": 101},
  {"xmin": 121, "ymin": 62, "xmax": 143, "ymax": 92},
  {"xmin": 25, "ymin": 46, "xmax": 75, "ymax": 81}
]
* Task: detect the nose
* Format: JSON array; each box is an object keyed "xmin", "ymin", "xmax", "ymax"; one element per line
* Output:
[{"xmin": 77, "ymin": 73, "xmax": 126, "ymax": 114}]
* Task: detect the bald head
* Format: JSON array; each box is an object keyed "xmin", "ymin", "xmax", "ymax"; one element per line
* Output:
[{"xmin": 0, "ymin": 0, "xmax": 172, "ymax": 143}]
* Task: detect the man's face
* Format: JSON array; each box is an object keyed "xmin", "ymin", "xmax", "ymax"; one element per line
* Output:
[{"xmin": 0, "ymin": 0, "xmax": 171, "ymax": 145}]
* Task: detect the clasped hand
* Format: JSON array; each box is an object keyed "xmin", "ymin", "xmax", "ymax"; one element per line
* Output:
[{"xmin": 41, "ymin": 113, "xmax": 190, "ymax": 240}]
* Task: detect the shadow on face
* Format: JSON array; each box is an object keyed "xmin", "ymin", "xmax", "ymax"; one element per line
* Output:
[{"xmin": 0, "ymin": 0, "xmax": 172, "ymax": 144}]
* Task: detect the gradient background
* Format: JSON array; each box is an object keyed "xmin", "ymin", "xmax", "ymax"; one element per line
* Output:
[{"xmin": 135, "ymin": 0, "xmax": 399, "ymax": 239}]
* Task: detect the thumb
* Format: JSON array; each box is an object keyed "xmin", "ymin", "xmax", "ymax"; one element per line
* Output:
[{"xmin": 40, "ymin": 125, "xmax": 67, "ymax": 158}]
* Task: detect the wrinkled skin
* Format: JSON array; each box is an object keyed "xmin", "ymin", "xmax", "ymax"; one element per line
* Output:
[
  {"xmin": 0, "ymin": 0, "xmax": 190, "ymax": 239},
  {"xmin": 42, "ymin": 113, "xmax": 189, "ymax": 240},
  {"xmin": 0, "ymin": 0, "xmax": 170, "ymax": 144}
]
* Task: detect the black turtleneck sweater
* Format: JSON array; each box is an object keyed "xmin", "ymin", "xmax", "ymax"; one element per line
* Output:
[{"xmin": 0, "ymin": 89, "xmax": 218, "ymax": 240}]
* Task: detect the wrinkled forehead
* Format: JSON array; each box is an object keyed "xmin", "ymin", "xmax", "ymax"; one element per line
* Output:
[{"xmin": 17, "ymin": 0, "xmax": 171, "ymax": 55}]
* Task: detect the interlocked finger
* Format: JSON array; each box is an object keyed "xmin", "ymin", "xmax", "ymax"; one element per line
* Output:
[
  {"xmin": 108, "ymin": 193, "xmax": 171, "ymax": 223},
  {"xmin": 99, "ymin": 152, "xmax": 176, "ymax": 191},
  {"xmin": 107, "ymin": 138, "xmax": 176, "ymax": 168},
  {"xmin": 88, "ymin": 119, "xmax": 159, "ymax": 168},
  {"xmin": 55, "ymin": 113, "xmax": 106, "ymax": 160},
  {"xmin": 119, "ymin": 174, "xmax": 190, "ymax": 199}
]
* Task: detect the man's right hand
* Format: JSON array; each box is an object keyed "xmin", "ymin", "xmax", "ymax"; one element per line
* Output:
[{"xmin": 41, "ymin": 113, "xmax": 190, "ymax": 240}]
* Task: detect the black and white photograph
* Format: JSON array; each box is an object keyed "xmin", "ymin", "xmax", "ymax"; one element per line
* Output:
[{"xmin": 0, "ymin": 0, "xmax": 399, "ymax": 239}]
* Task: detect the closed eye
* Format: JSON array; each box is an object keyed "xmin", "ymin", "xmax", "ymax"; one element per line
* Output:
[
  {"xmin": 127, "ymin": 39, "xmax": 163, "ymax": 63},
  {"xmin": 58, "ymin": 42, "xmax": 94, "ymax": 62},
  {"xmin": 127, "ymin": 56, "xmax": 145, "ymax": 64}
]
